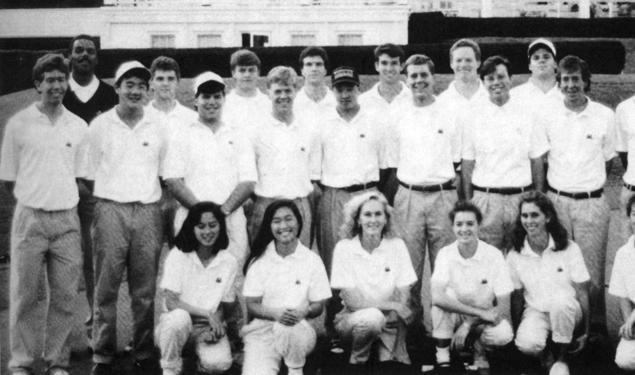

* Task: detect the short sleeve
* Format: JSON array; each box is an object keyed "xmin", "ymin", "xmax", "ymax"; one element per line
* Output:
[
  {"xmin": 460, "ymin": 111, "xmax": 475, "ymax": 161},
  {"xmin": 385, "ymin": 118, "xmax": 401, "ymax": 169},
  {"xmin": 377, "ymin": 120, "xmax": 391, "ymax": 169},
  {"xmin": 234, "ymin": 129, "xmax": 258, "ymax": 183},
  {"xmin": 86, "ymin": 119, "xmax": 103, "ymax": 180},
  {"xmin": 308, "ymin": 128, "xmax": 322, "ymax": 181},
  {"xmin": 447, "ymin": 115, "xmax": 462, "ymax": 164},
  {"xmin": 221, "ymin": 256, "xmax": 239, "ymax": 303},
  {"xmin": 330, "ymin": 240, "xmax": 354, "ymax": 289},
  {"xmin": 75, "ymin": 124, "xmax": 90, "ymax": 179},
  {"xmin": 162, "ymin": 127, "xmax": 189, "ymax": 179},
  {"xmin": 308, "ymin": 254, "xmax": 333, "ymax": 302},
  {"xmin": 243, "ymin": 260, "xmax": 265, "ymax": 298},
  {"xmin": 567, "ymin": 242, "xmax": 591, "ymax": 283},
  {"xmin": 430, "ymin": 246, "xmax": 451, "ymax": 286},
  {"xmin": 491, "ymin": 251, "xmax": 514, "ymax": 296},
  {"xmin": 529, "ymin": 115, "xmax": 550, "ymax": 159},
  {"xmin": 608, "ymin": 247, "xmax": 627, "ymax": 298},
  {"xmin": 394, "ymin": 239, "xmax": 417, "ymax": 287},
  {"xmin": 615, "ymin": 103, "xmax": 629, "ymax": 153},
  {"xmin": 157, "ymin": 119, "xmax": 170, "ymax": 177},
  {"xmin": 603, "ymin": 110, "xmax": 617, "ymax": 161},
  {"xmin": 160, "ymin": 249, "xmax": 184, "ymax": 294},
  {"xmin": 505, "ymin": 252, "xmax": 523, "ymax": 290},
  {"xmin": 0, "ymin": 118, "xmax": 18, "ymax": 181}
]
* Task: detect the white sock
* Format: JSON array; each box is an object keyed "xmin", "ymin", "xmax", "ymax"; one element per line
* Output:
[
  {"xmin": 436, "ymin": 346, "xmax": 450, "ymax": 364},
  {"xmin": 288, "ymin": 367, "xmax": 304, "ymax": 375}
]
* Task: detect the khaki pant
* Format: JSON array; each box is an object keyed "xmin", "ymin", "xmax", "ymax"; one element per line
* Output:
[
  {"xmin": 471, "ymin": 190, "xmax": 523, "ymax": 251},
  {"xmin": 615, "ymin": 338, "xmax": 635, "ymax": 370}
]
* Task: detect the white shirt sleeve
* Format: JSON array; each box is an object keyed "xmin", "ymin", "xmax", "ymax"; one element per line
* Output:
[
  {"xmin": 86, "ymin": 120, "xmax": 103, "ymax": 181},
  {"xmin": 460, "ymin": 112, "xmax": 475, "ymax": 161},
  {"xmin": 567, "ymin": 241, "xmax": 591, "ymax": 284},
  {"xmin": 0, "ymin": 118, "xmax": 18, "ymax": 181},
  {"xmin": 160, "ymin": 249, "xmax": 184, "ymax": 294},
  {"xmin": 430, "ymin": 246, "xmax": 450, "ymax": 287},
  {"xmin": 608, "ymin": 247, "xmax": 627, "ymax": 298},
  {"xmin": 234, "ymin": 129, "xmax": 258, "ymax": 183},
  {"xmin": 243, "ymin": 260, "xmax": 265, "ymax": 298},
  {"xmin": 394, "ymin": 238, "xmax": 417, "ymax": 288},
  {"xmin": 162, "ymin": 127, "xmax": 189, "ymax": 180},
  {"xmin": 492, "ymin": 251, "xmax": 514, "ymax": 296},
  {"xmin": 75, "ymin": 125, "xmax": 90, "ymax": 179},
  {"xmin": 221, "ymin": 257, "xmax": 239, "ymax": 303},
  {"xmin": 603, "ymin": 110, "xmax": 618, "ymax": 161},
  {"xmin": 330, "ymin": 240, "xmax": 354, "ymax": 289},
  {"xmin": 308, "ymin": 254, "xmax": 333, "ymax": 302},
  {"xmin": 506, "ymin": 252, "xmax": 523, "ymax": 290},
  {"xmin": 615, "ymin": 103, "xmax": 629, "ymax": 153},
  {"xmin": 529, "ymin": 115, "xmax": 550, "ymax": 159}
]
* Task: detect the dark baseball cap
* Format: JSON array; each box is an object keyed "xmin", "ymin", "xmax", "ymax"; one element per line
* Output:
[{"xmin": 331, "ymin": 66, "xmax": 359, "ymax": 87}]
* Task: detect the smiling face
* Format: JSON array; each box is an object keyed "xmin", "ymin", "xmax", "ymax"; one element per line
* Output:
[
  {"xmin": 70, "ymin": 38, "xmax": 97, "ymax": 75},
  {"xmin": 358, "ymin": 199, "xmax": 387, "ymax": 238},
  {"xmin": 194, "ymin": 212, "xmax": 221, "ymax": 249},
  {"xmin": 196, "ymin": 90, "xmax": 225, "ymax": 123},
  {"xmin": 483, "ymin": 63, "xmax": 511, "ymax": 105},
  {"xmin": 301, "ymin": 55, "xmax": 327, "ymax": 85},
  {"xmin": 453, "ymin": 211, "xmax": 479, "ymax": 245},
  {"xmin": 406, "ymin": 63, "xmax": 434, "ymax": 102},
  {"xmin": 529, "ymin": 47, "xmax": 557, "ymax": 79},
  {"xmin": 36, "ymin": 69, "xmax": 68, "ymax": 106},
  {"xmin": 232, "ymin": 65, "xmax": 259, "ymax": 91},
  {"xmin": 116, "ymin": 76, "xmax": 148, "ymax": 110},
  {"xmin": 559, "ymin": 69, "xmax": 586, "ymax": 104},
  {"xmin": 520, "ymin": 202, "xmax": 549, "ymax": 238},
  {"xmin": 150, "ymin": 69, "xmax": 178, "ymax": 101},
  {"xmin": 268, "ymin": 82, "xmax": 296, "ymax": 115},
  {"xmin": 271, "ymin": 206, "xmax": 300, "ymax": 245},
  {"xmin": 375, "ymin": 53, "xmax": 402, "ymax": 85},
  {"xmin": 450, "ymin": 46, "xmax": 480, "ymax": 81}
]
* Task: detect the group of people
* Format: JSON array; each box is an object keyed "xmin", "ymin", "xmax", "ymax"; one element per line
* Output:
[{"xmin": 2, "ymin": 32, "xmax": 635, "ymax": 375}]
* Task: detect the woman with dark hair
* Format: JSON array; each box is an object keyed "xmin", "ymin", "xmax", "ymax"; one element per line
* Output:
[
  {"xmin": 155, "ymin": 201, "xmax": 238, "ymax": 375},
  {"xmin": 241, "ymin": 199, "xmax": 331, "ymax": 375},
  {"xmin": 507, "ymin": 191, "xmax": 590, "ymax": 375},
  {"xmin": 330, "ymin": 191, "xmax": 417, "ymax": 370}
]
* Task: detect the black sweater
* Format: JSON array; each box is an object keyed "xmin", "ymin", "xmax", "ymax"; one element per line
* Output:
[{"xmin": 63, "ymin": 80, "xmax": 118, "ymax": 124}]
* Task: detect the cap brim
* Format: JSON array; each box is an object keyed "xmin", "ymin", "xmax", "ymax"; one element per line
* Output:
[
  {"xmin": 116, "ymin": 67, "xmax": 151, "ymax": 85},
  {"xmin": 196, "ymin": 80, "xmax": 225, "ymax": 95},
  {"xmin": 528, "ymin": 43, "xmax": 556, "ymax": 58},
  {"xmin": 333, "ymin": 78, "xmax": 359, "ymax": 86}
]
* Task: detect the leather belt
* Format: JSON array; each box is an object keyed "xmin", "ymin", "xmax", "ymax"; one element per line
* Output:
[
  {"xmin": 398, "ymin": 179, "xmax": 455, "ymax": 193},
  {"xmin": 548, "ymin": 186, "xmax": 603, "ymax": 199},
  {"xmin": 339, "ymin": 182, "xmax": 378, "ymax": 193},
  {"xmin": 472, "ymin": 184, "xmax": 532, "ymax": 195}
]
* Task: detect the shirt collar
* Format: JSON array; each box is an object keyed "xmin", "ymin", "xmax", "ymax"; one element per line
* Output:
[
  {"xmin": 265, "ymin": 241, "xmax": 303, "ymax": 262},
  {"xmin": 69, "ymin": 74, "xmax": 98, "ymax": 92},
  {"xmin": 188, "ymin": 249, "xmax": 230, "ymax": 269},
  {"xmin": 520, "ymin": 235, "xmax": 556, "ymax": 258}
]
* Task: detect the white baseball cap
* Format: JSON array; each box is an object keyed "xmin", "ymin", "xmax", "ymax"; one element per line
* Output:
[
  {"xmin": 114, "ymin": 60, "xmax": 150, "ymax": 85},
  {"xmin": 193, "ymin": 71, "xmax": 225, "ymax": 95},
  {"xmin": 528, "ymin": 38, "xmax": 557, "ymax": 58}
]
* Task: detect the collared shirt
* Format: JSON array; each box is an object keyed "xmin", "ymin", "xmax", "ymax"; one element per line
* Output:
[
  {"xmin": 146, "ymin": 100, "xmax": 198, "ymax": 140},
  {"xmin": 243, "ymin": 241, "xmax": 331, "ymax": 310},
  {"xmin": 253, "ymin": 115, "xmax": 319, "ymax": 199},
  {"xmin": 608, "ymin": 235, "xmax": 635, "ymax": 304},
  {"xmin": 318, "ymin": 107, "xmax": 389, "ymax": 188},
  {"xmin": 330, "ymin": 236, "xmax": 417, "ymax": 308},
  {"xmin": 359, "ymin": 81, "xmax": 412, "ymax": 119},
  {"xmin": 69, "ymin": 75, "xmax": 99, "ymax": 103},
  {"xmin": 543, "ymin": 98, "xmax": 616, "ymax": 192},
  {"xmin": 0, "ymin": 103, "xmax": 89, "ymax": 210},
  {"xmin": 436, "ymin": 80, "xmax": 489, "ymax": 129},
  {"xmin": 509, "ymin": 80, "xmax": 563, "ymax": 116},
  {"xmin": 506, "ymin": 237, "xmax": 590, "ymax": 312},
  {"xmin": 163, "ymin": 120, "xmax": 257, "ymax": 205},
  {"xmin": 390, "ymin": 99, "xmax": 460, "ymax": 185},
  {"xmin": 293, "ymin": 86, "xmax": 336, "ymax": 129},
  {"xmin": 432, "ymin": 240, "xmax": 513, "ymax": 309},
  {"xmin": 615, "ymin": 95, "xmax": 635, "ymax": 185},
  {"xmin": 160, "ymin": 248, "xmax": 238, "ymax": 313},
  {"xmin": 462, "ymin": 98, "xmax": 549, "ymax": 187},
  {"xmin": 87, "ymin": 107, "xmax": 167, "ymax": 204},
  {"xmin": 223, "ymin": 90, "xmax": 271, "ymax": 133}
]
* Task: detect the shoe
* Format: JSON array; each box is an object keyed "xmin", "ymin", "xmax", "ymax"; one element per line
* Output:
[
  {"xmin": 45, "ymin": 367, "xmax": 70, "ymax": 375},
  {"xmin": 549, "ymin": 361, "xmax": 570, "ymax": 375},
  {"xmin": 330, "ymin": 337, "xmax": 344, "ymax": 354},
  {"xmin": 91, "ymin": 363, "xmax": 113, "ymax": 375}
]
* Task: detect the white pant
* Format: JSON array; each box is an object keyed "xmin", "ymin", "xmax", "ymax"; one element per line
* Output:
[
  {"xmin": 154, "ymin": 309, "xmax": 233, "ymax": 374},
  {"xmin": 515, "ymin": 297, "xmax": 582, "ymax": 356},
  {"xmin": 431, "ymin": 306, "xmax": 514, "ymax": 347},
  {"xmin": 615, "ymin": 338, "xmax": 635, "ymax": 370},
  {"xmin": 241, "ymin": 319, "xmax": 316, "ymax": 375}
]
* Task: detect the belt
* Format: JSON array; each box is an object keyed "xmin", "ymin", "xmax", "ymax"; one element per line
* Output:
[
  {"xmin": 398, "ymin": 179, "xmax": 455, "ymax": 193},
  {"xmin": 338, "ymin": 182, "xmax": 378, "ymax": 193},
  {"xmin": 472, "ymin": 184, "xmax": 532, "ymax": 195},
  {"xmin": 625, "ymin": 183, "xmax": 635, "ymax": 192},
  {"xmin": 548, "ymin": 186, "xmax": 603, "ymax": 199}
]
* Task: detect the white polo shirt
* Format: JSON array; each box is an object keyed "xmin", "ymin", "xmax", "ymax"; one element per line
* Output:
[
  {"xmin": 543, "ymin": 98, "xmax": 616, "ymax": 192},
  {"xmin": 359, "ymin": 81, "xmax": 412, "ymax": 118},
  {"xmin": 253, "ymin": 116, "xmax": 319, "ymax": 199},
  {"xmin": 0, "ymin": 104, "xmax": 89, "ymax": 210},
  {"xmin": 293, "ymin": 86, "xmax": 336, "ymax": 129},
  {"xmin": 462, "ymin": 98, "xmax": 549, "ymax": 188},
  {"xmin": 432, "ymin": 240, "xmax": 513, "ymax": 309},
  {"xmin": 160, "ymin": 248, "xmax": 238, "ymax": 313},
  {"xmin": 146, "ymin": 100, "xmax": 197, "ymax": 140},
  {"xmin": 506, "ymin": 237, "xmax": 590, "ymax": 312},
  {"xmin": 390, "ymin": 99, "xmax": 460, "ymax": 185},
  {"xmin": 318, "ymin": 107, "xmax": 389, "ymax": 188},
  {"xmin": 608, "ymin": 235, "xmax": 635, "ymax": 303},
  {"xmin": 436, "ymin": 80, "xmax": 488, "ymax": 127},
  {"xmin": 88, "ymin": 107, "xmax": 167, "ymax": 204},
  {"xmin": 615, "ymin": 96, "xmax": 635, "ymax": 185},
  {"xmin": 163, "ymin": 120, "xmax": 257, "ymax": 205},
  {"xmin": 330, "ymin": 236, "xmax": 417, "ymax": 308},
  {"xmin": 243, "ymin": 241, "xmax": 331, "ymax": 310},
  {"xmin": 223, "ymin": 90, "xmax": 271, "ymax": 133},
  {"xmin": 509, "ymin": 80, "xmax": 563, "ymax": 116}
]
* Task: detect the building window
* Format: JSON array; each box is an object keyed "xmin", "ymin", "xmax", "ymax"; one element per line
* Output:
[
  {"xmin": 337, "ymin": 33, "xmax": 363, "ymax": 46},
  {"xmin": 198, "ymin": 34, "xmax": 222, "ymax": 48},
  {"xmin": 151, "ymin": 34, "xmax": 175, "ymax": 48},
  {"xmin": 290, "ymin": 34, "xmax": 316, "ymax": 46}
]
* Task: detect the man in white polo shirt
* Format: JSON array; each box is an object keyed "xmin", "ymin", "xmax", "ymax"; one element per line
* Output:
[
  {"xmin": 462, "ymin": 55, "xmax": 548, "ymax": 251},
  {"xmin": 544, "ymin": 55, "xmax": 616, "ymax": 338},
  {"xmin": 1, "ymin": 53, "xmax": 88, "ymax": 375},
  {"xmin": 88, "ymin": 61, "xmax": 167, "ymax": 375},
  {"xmin": 163, "ymin": 71, "xmax": 256, "ymax": 269},
  {"xmin": 510, "ymin": 38, "xmax": 563, "ymax": 114},
  {"xmin": 223, "ymin": 49, "xmax": 270, "ymax": 133},
  {"xmin": 317, "ymin": 66, "xmax": 390, "ymax": 276},
  {"xmin": 249, "ymin": 66, "xmax": 319, "ymax": 247},
  {"xmin": 389, "ymin": 54, "xmax": 460, "ymax": 334},
  {"xmin": 616, "ymin": 81, "xmax": 635, "ymax": 243},
  {"xmin": 293, "ymin": 46, "xmax": 336, "ymax": 127}
]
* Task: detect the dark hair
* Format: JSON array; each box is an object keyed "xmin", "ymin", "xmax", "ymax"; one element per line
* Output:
[
  {"xmin": 511, "ymin": 191, "xmax": 569, "ymax": 252},
  {"xmin": 32, "ymin": 53, "xmax": 69, "ymax": 83},
  {"xmin": 150, "ymin": 56, "xmax": 181, "ymax": 79},
  {"xmin": 449, "ymin": 38, "xmax": 481, "ymax": 62},
  {"xmin": 230, "ymin": 49, "xmax": 261, "ymax": 71},
  {"xmin": 403, "ymin": 54, "xmax": 435, "ymax": 75},
  {"xmin": 174, "ymin": 201, "xmax": 229, "ymax": 254},
  {"xmin": 374, "ymin": 43, "xmax": 405, "ymax": 62},
  {"xmin": 479, "ymin": 55, "xmax": 512, "ymax": 80},
  {"xmin": 627, "ymin": 194, "xmax": 635, "ymax": 216},
  {"xmin": 449, "ymin": 200, "xmax": 483, "ymax": 225},
  {"xmin": 557, "ymin": 55, "xmax": 591, "ymax": 92},
  {"xmin": 244, "ymin": 200, "xmax": 303, "ymax": 274},
  {"xmin": 299, "ymin": 46, "xmax": 329, "ymax": 71},
  {"xmin": 69, "ymin": 34, "xmax": 97, "ymax": 53}
]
